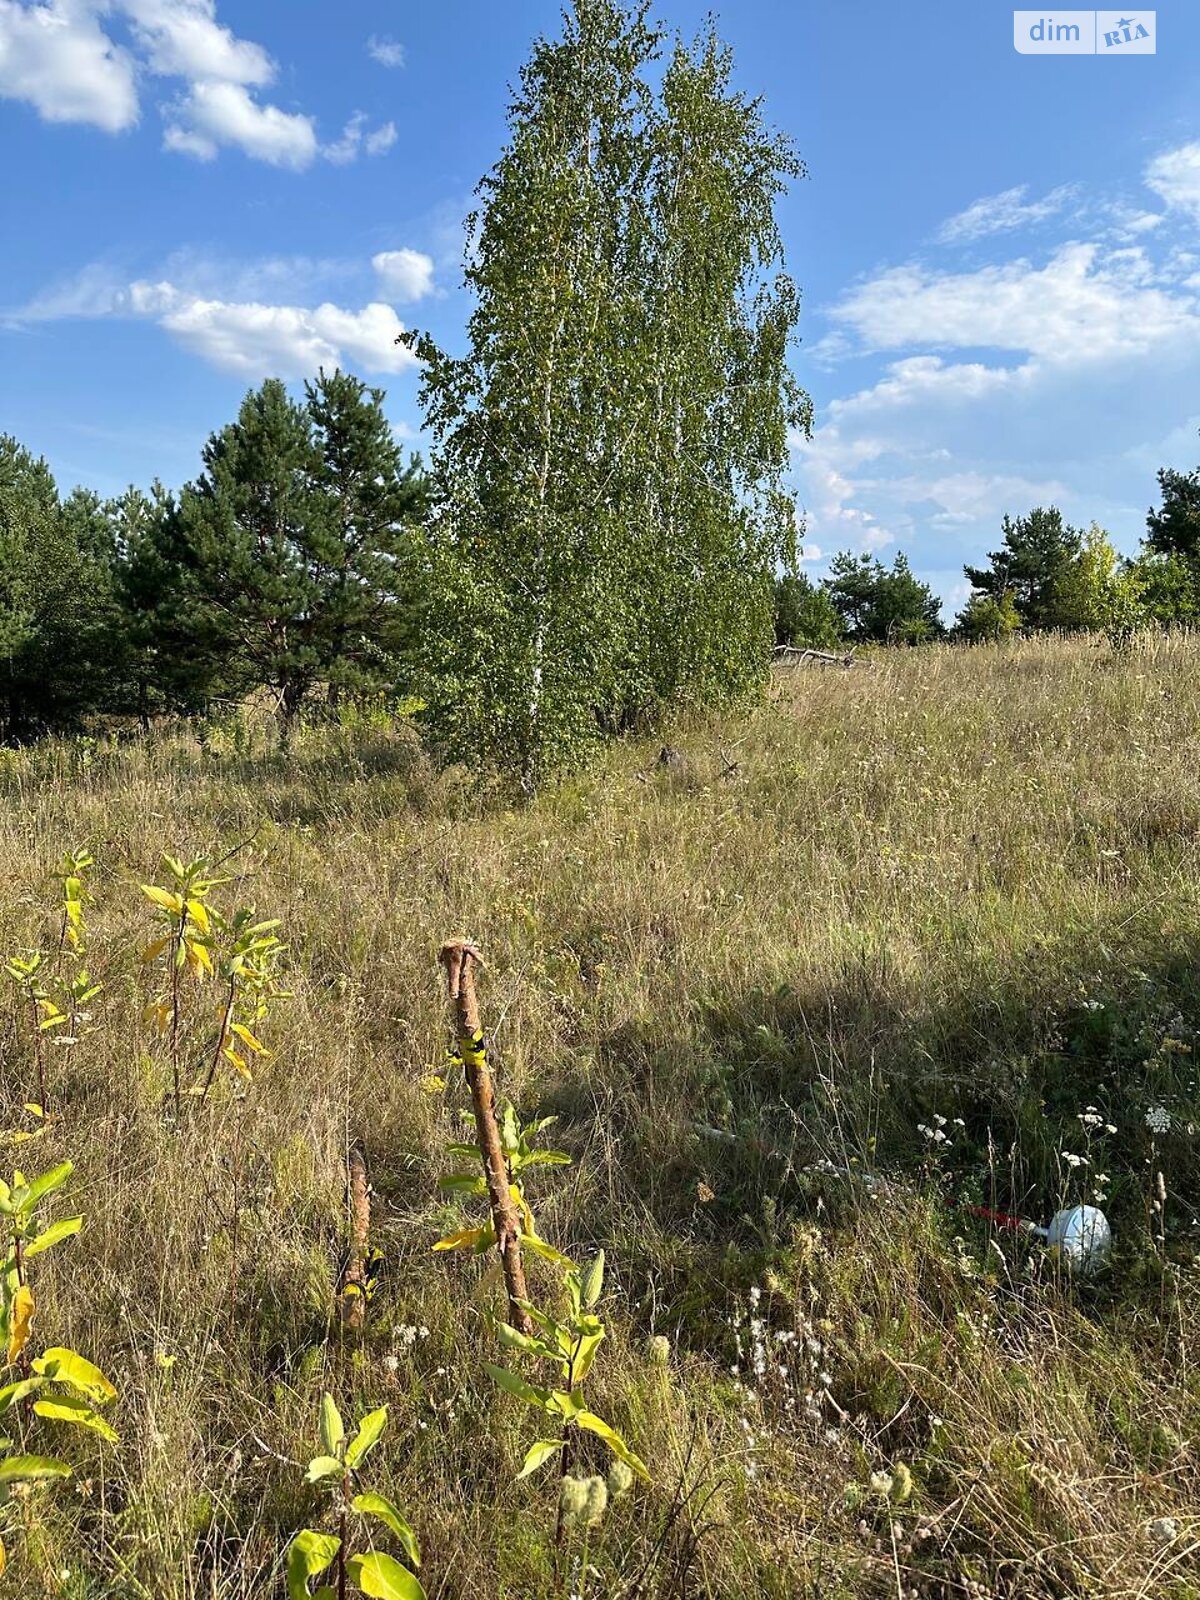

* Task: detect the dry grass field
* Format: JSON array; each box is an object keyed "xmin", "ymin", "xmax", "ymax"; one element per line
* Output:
[{"xmin": 1, "ymin": 633, "xmax": 1198, "ymax": 1599}]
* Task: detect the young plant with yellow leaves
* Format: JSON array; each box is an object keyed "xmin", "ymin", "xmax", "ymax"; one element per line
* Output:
[
  {"xmin": 140, "ymin": 853, "xmax": 224, "ymax": 1113},
  {"xmin": 196, "ymin": 908, "xmax": 288, "ymax": 1103},
  {"xmin": 0, "ymin": 1161, "xmax": 119, "ymax": 1575},
  {"xmin": 434, "ymin": 1102, "xmax": 573, "ymax": 1270},
  {"xmin": 4, "ymin": 850, "xmax": 103, "ymax": 1115},
  {"xmin": 288, "ymin": 1395, "xmax": 425, "ymax": 1600}
]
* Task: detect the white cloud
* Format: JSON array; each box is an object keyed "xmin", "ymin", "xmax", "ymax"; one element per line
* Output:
[
  {"xmin": 7, "ymin": 255, "xmax": 420, "ymax": 377},
  {"xmin": 122, "ymin": 0, "xmax": 271, "ymax": 84},
  {"xmin": 164, "ymin": 78, "xmax": 316, "ymax": 167},
  {"xmin": 365, "ymin": 120, "xmax": 396, "ymax": 157},
  {"xmin": 367, "ymin": 34, "xmax": 404, "ymax": 68},
  {"xmin": 0, "ymin": 0, "xmax": 381, "ymax": 167},
  {"xmin": 1146, "ymin": 143, "xmax": 1200, "ymax": 218},
  {"xmin": 832, "ymin": 243, "xmax": 1200, "ymax": 363},
  {"xmin": 0, "ymin": 0, "xmax": 138, "ymax": 131},
  {"xmin": 321, "ymin": 111, "xmax": 396, "ymax": 165},
  {"xmin": 128, "ymin": 280, "xmax": 418, "ymax": 376},
  {"xmin": 372, "ymin": 248, "xmax": 435, "ymax": 303},
  {"xmin": 937, "ymin": 183, "xmax": 1076, "ymax": 244}
]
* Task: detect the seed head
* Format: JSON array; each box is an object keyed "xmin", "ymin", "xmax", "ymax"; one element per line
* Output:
[
  {"xmin": 583, "ymin": 1475, "xmax": 608, "ymax": 1525},
  {"xmin": 646, "ymin": 1334, "xmax": 671, "ymax": 1367},
  {"xmin": 559, "ymin": 1476, "xmax": 589, "ymax": 1526}
]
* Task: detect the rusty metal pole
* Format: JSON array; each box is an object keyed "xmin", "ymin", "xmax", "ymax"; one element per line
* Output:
[{"xmin": 438, "ymin": 940, "xmax": 534, "ymax": 1336}]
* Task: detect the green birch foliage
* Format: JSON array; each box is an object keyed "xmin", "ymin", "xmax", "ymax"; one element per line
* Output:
[
  {"xmin": 630, "ymin": 26, "xmax": 809, "ymax": 712},
  {"xmin": 403, "ymin": 0, "xmax": 809, "ymax": 789}
]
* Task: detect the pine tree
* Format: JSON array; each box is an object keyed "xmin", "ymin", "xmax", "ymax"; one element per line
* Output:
[
  {"xmin": 963, "ymin": 507, "xmax": 1082, "ymax": 630},
  {"xmin": 304, "ymin": 368, "xmax": 430, "ymax": 709},
  {"xmin": 0, "ymin": 437, "xmax": 120, "ymax": 741},
  {"xmin": 129, "ymin": 377, "xmax": 428, "ymax": 733}
]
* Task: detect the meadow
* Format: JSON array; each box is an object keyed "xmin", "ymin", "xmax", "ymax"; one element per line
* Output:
[{"xmin": 1, "ymin": 633, "xmax": 1198, "ymax": 1599}]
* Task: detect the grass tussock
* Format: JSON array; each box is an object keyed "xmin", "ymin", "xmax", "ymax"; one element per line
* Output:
[{"xmin": 0, "ymin": 632, "xmax": 1198, "ymax": 1598}]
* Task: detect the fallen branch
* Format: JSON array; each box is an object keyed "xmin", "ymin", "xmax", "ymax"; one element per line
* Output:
[{"xmin": 773, "ymin": 645, "xmax": 855, "ymax": 668}]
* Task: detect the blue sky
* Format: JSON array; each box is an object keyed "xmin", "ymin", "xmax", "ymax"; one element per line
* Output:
[{"xmin": 2, "ymin": 2, "xmax": 1199, "ymax": 616}]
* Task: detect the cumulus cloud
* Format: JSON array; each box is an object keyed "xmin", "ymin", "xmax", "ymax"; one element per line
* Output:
[
  {"xmin": 1146, "ymin": 143, "xmax": 1200, "ymax": 218},
  {"xmin": 0, "ymin": 0, "xmax": 138, "ymax": 131},
  {"xmin": 0, "ymin": 0, "xmax": 385, "ymax": 167},
  {"xmin": 832, "ymin": 243, "xmax": 1200, "ymax": 363},
  {"xmin": 937, "ymin": 183, "xmax": 1077, "ymax": 244},
  {"xmin": 122, "ymin": 0, "xmax": 272, "ymax": 84},
  {"xmin": 367, "ymin": 34, "xmax": 404, "ymax": 68},
  {"xmin": 7, "ymin": 256, "xmax": 420, "ymax": 378},
  {"xmin": 163, "ymin": 79, "xmax": 316, "ymax": 166},
  {"xmin": 138, "ymin": 286, "xmax": 417, "ymax": 376},
  {"xmin": 372, "ymin": 248, "xmax": 435, "ymax": 303}
]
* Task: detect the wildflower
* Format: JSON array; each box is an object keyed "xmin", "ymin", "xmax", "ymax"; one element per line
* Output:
[
  {"xmin": 1060, "ymin": 1152, "xmax": 1087, "ymax": 1168},
  {"xmin": 869, "ymin": 1470, "xmax": 894, "ymax": 1498},
  {"xmin": 890, "ymin": 1463, "xmax": 914, "ymax": 1504},
  {"xmin": 607, "ymin": 1460, "xmax": 634, "ymax": 1497},
  {"xmin": 1146, "ymin": 1105, "xmax": 1172, "ymax": 1134},
  {"xmin": 646, "ymin": 1334, "xmax": 671, "ymax": 1366}
]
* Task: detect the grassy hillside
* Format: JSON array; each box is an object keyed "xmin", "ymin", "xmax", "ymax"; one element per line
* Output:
[{"xmin": 1, "ymin": 635, "xmax": 1198, "ymax": 1599}]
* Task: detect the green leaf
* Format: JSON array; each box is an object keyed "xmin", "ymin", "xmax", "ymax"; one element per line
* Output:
[
  {"xmin": 572, "ymin": 1329, "xmax": 605, "ymax": 1384},
  {"xmin": 32, "ymin": 1396, "xmax": 118, "ymax": 1443},
  {"xmin": 287, "ymin": 1529, "xmax": 341, "ymax": 1600},
  {"xmin": 437, "ymin": 1174, "xmax": 488, "ymax": 1195},
  {"xmin": 34, "ymin": 1348, "xmax": 116, "ymax": 1404},
  {"xmin": 483, "ymin": 1364, "xmax": 553, "ymax": 1410},
  {"xmin": 305, "ymin": 1456, "xmax": 344, "ymax": 1484},
  {"xmin": 520, "ymin": 1233, "xmax": 575, "ymax": 1268},
  {"xmin": 347, "ymin": 1550, "xmax": 426, "ymax": 1600},
  {"xmin": 351, "ymin": 1492, "xmax": 420, "ymax": 1566},
  {"xmin": 319, "ymin": 1394, "xmax": 344, "ymax": 1456},
  {"xmin": 0, "ymin": 1378, "xmax": 45, "ymax": 1414},
  {"xmin": 19, "ymin": 1162, "xmax": 73, "ymax": 1210},
  {"xmin": 579, "ymin": 1251, "xmax": 605, "ymax": 1308},
  {"xmin": 515, "ymin": 1439, "xmax": 564, "ymax": 1480},
  {"xmin": 344, "ymin": 1406, "xmax": 388, "ymax": 1471},
  {"xmin": 550, "ymin": 1389, "xmax": 587, "ymax": 1421},
  {"xmin": 574, "ymin": 1411, "xmax": 649, "ymax": 1481},
  {"xmin": 0, "ymin": 1454, "xmax": 71, "ymax": 1483}
]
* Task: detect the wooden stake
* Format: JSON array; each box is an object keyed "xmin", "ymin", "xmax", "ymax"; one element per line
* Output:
[
  {"xmin": 438, "ymin": 939, "xmax": 533, "ymax": 1337},
  {"xmin": 339, "ymin": 1144, "xmax": 370, "ymax": 1332}
]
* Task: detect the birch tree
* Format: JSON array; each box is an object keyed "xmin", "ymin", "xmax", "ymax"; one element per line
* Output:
[{"xmin": 404, "ymin": 0, "xmax": 809, "ymax": 789}]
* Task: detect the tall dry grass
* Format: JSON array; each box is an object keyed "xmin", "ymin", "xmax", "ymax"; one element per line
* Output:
[{"xmin": 0, "ymin": 632, "xmax": 1197, "ymax": 1598}]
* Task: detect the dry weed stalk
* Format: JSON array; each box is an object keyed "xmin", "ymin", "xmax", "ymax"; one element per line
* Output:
[{"xmin": 438, "ymin": 938, "xmax": 533, "ymax": 1336}]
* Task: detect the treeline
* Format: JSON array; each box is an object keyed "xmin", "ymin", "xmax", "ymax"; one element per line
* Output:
[
  {"xmin": 775, "ymin": 443, "xmax": 1200, "ymax": 649},
  {"xmin": 0, "ymin": 372, "xmax": 429, "ymax": 746}
]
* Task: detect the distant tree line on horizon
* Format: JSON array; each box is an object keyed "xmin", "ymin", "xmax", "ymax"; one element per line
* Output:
[{"xmin": 774, "ymin": 454, "xmax": 1200, "ymax": 651}]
